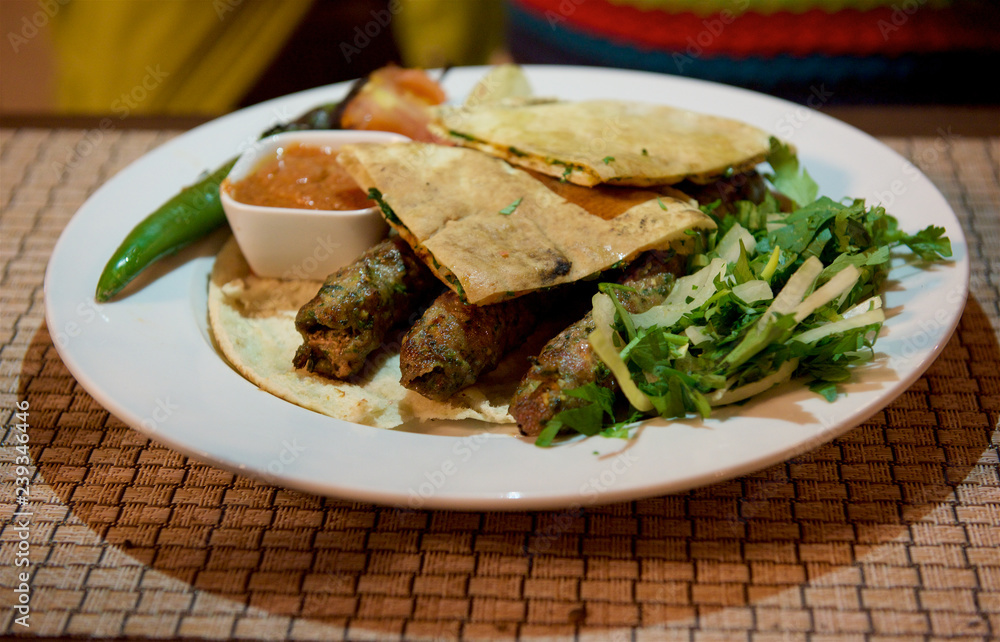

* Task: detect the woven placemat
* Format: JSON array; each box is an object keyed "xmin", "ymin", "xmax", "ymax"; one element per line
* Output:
[{"xmin": 1, "ymin": 128, "xmax": 998, "ymax": 640}]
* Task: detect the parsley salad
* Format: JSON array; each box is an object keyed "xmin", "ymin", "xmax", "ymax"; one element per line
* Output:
[{"xmin": 536, "ymin": 140, "xmax": 953, "ymax": 447}]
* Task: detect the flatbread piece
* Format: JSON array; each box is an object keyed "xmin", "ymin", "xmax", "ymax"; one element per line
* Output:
[
  {"xmin": 207, "ymin": 237, "xmax": 519, "ymax": 429},
  {"xmin": 338, "ymin": 142, "xmax": 714, "ymax": 305},
  {"xmin": 433, "ymin": 99, "xmax": 773, "ymax": 187}
]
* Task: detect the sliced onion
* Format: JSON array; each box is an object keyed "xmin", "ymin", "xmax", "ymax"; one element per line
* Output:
[
  {"xmin": 632, "ymin": 258, "xmax": 727, "ymax": 330},
  {"xmin": 842, "ymin": 295, "xmax": 883, "ymax": 319},
  {"xmin": 759, "ymin": 255, "xmax": 823, "ymax": 326},
  {"xmin": 707, "ymin": 358, "xmax": 799, "ymax": 406},
  {"xmin": 792, "ymin": 308, "xmax": 885, "ymax": 345},
  {"xmin": 715, "ymin": 222, "xmax": 757, "ymax": 264},
  {"xmin": 685, "ymin": 325, "xmax": 713, "ymax": 346},
  {"xmin": 793, "ymin": 265, "xmax": 861, "ymax": 322},
  {"xmin": 589, "ymin": 293, "xmax": 654, "ymax": 412},
  {"xmin": 732, "ymin": 279, "xmax": 773, "ymax": 304}
]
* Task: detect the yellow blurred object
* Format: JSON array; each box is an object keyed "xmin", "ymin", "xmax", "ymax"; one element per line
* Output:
[
  {"xmin": 50, "ymin": 0, "xmax": 313, "ymax": 115},
  {"xmin": 392, "ymin": 0, "xmax": 506, "ymax": 68}
]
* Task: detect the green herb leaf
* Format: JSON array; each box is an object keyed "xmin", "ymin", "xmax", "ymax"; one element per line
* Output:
[
  {"xmin": 598, "ymin": 282, "xmax": 638, "ymax": 342},
  {"xmin": 808, "ymin": 379, "xmax": 840, "ymax": 402},
  {"xmin": 535, "ymin": 383, "xmax": 619, "ymax": 446},
  {"xmin": 499, "ymin": 197, "xmax": 523, "ymax": 216},
  {"xmin": 897, "ymin": 225, "xmax": 953, "ymax": 261},
  {"xmin": 534, "ymin": 420, "xmax": 563, "ymax": 447},
  {"xmin": 535, "ymin": 153, "xmax": 953, "ymax": 446},
  {"xmin": 764, "ymin": 138, "xmax": 819, "ymax": 207},
  {"xmin": 367, "ymin": 188, "xmax": 402, "ymax": 225}
]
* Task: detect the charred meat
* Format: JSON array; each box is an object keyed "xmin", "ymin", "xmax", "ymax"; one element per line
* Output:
[
  {"xmin": 677, "ymin": 169, "xmax": 769, "ymax": 214},
  {"xmin": 510, "ymin": 251, "xmax": 681, "ymax": 436},
  {"xmin": 399, "ymin": 290, "xmax": 543, "ymax": 401},
  {"xmin": 293, "ymin": 237, "xmax": 439, "ymax": 379}
]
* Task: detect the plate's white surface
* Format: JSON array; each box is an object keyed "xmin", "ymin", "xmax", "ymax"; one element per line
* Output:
[{"xmin": 44, "ymin": 66, "xmax": 968, "ymax": 510}]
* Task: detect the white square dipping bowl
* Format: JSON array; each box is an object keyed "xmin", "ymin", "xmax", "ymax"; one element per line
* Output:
[{"xmin": 220, "ymin": 129, "xmax": 409, "ymax": 280}]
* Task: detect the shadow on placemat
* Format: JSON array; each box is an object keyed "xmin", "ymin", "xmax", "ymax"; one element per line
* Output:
[{"xmin": 21, "ymin": 296, "xmax": 1000, "ymax": 639}]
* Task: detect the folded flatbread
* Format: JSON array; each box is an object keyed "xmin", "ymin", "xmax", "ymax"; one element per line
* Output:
[
  {"xmin": 207, "ymin": 237, "xmax": 521, "ymax": 429},
  {"xmin": 337, "ymin": 142, "xmax": 714, "ymax": 305},
  {"xmin": 432, "ymin": 99, "xmax": 773, "ymax": 187}
]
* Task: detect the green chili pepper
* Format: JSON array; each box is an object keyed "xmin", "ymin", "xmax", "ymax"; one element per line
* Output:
[
  {"xmin": 94, "ymin": 158, "xmax": 236, "ymax": 301},
  {"xmin": 94, "ymin": 102, "xmax": 345, "ymax": 302}
]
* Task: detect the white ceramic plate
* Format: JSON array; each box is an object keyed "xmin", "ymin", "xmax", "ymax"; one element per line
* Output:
[{"xmin": 44, "ymin": 66, "xmax": 968, "ymax": 510}]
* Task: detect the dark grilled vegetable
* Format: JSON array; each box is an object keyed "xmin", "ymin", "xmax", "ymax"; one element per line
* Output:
[
  {"xmin": 293, "ymin": 237, "xmax": 439, "ymax": 380},
  {"xmin": 260, "ymin": 102, "xmax": 344, "ymax": 138}
]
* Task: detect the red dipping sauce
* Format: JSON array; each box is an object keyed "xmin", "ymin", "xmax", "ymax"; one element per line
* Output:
[{"xmin": 229, "ymin": 143, "xmax": 372, "ymax": 211}]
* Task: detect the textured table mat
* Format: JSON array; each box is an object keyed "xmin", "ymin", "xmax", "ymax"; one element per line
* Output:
[{"xmin": 1, "ymin": 127, "xmax": 998, "ymax": 641}]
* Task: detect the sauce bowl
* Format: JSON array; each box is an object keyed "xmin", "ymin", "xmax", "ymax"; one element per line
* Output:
[{"xmin": 221, "ymin": 129, "xmax": 409, "ymax": 280}]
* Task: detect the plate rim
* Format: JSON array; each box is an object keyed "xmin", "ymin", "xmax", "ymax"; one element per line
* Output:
[{"xmin": 42, "ymin": 64, "xmax": 970, "ymax": 510}]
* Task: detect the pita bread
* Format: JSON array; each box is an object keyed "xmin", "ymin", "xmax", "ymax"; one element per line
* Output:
[
  {"xmin": 337, "ymin": 142, "xmax": 713, "ymax": 305},
  {"xmin": 207, "ymin": 237, "xmax": 521, "ymax": 429},
  {"xmin": 432, "ymin": 99, "xmax": 773, "ymax": 187}
]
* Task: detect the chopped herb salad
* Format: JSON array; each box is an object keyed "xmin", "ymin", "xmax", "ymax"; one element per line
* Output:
[{"xmin": 536, "ymin": 140, "xmax": 952, "ymax": 446}]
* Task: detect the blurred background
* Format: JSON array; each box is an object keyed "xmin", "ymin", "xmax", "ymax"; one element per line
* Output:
[{"xmin": 1, "ymin": 0, "xmax": 998, "ymax": 120}]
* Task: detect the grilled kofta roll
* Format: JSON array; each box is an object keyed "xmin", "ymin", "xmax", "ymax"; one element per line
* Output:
[
  {"xmin": 293, "ymin": 236, "xmax": 439, "ymax": 380},
  {"xmin": 399, "ymin": 290, "xmax": 543, "ymax": 401},
  {"xmin": 510, "ymin": 250, "xmax": 681, "ymax": 436},
  {"xmin": 509, "ymin": 171, "xmax": 774, "ymax": 434}
]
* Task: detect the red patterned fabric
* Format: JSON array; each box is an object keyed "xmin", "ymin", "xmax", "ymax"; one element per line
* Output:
[{"xmin": 513, "ymin": 0, "xmax": 999, "ymax": 57}]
